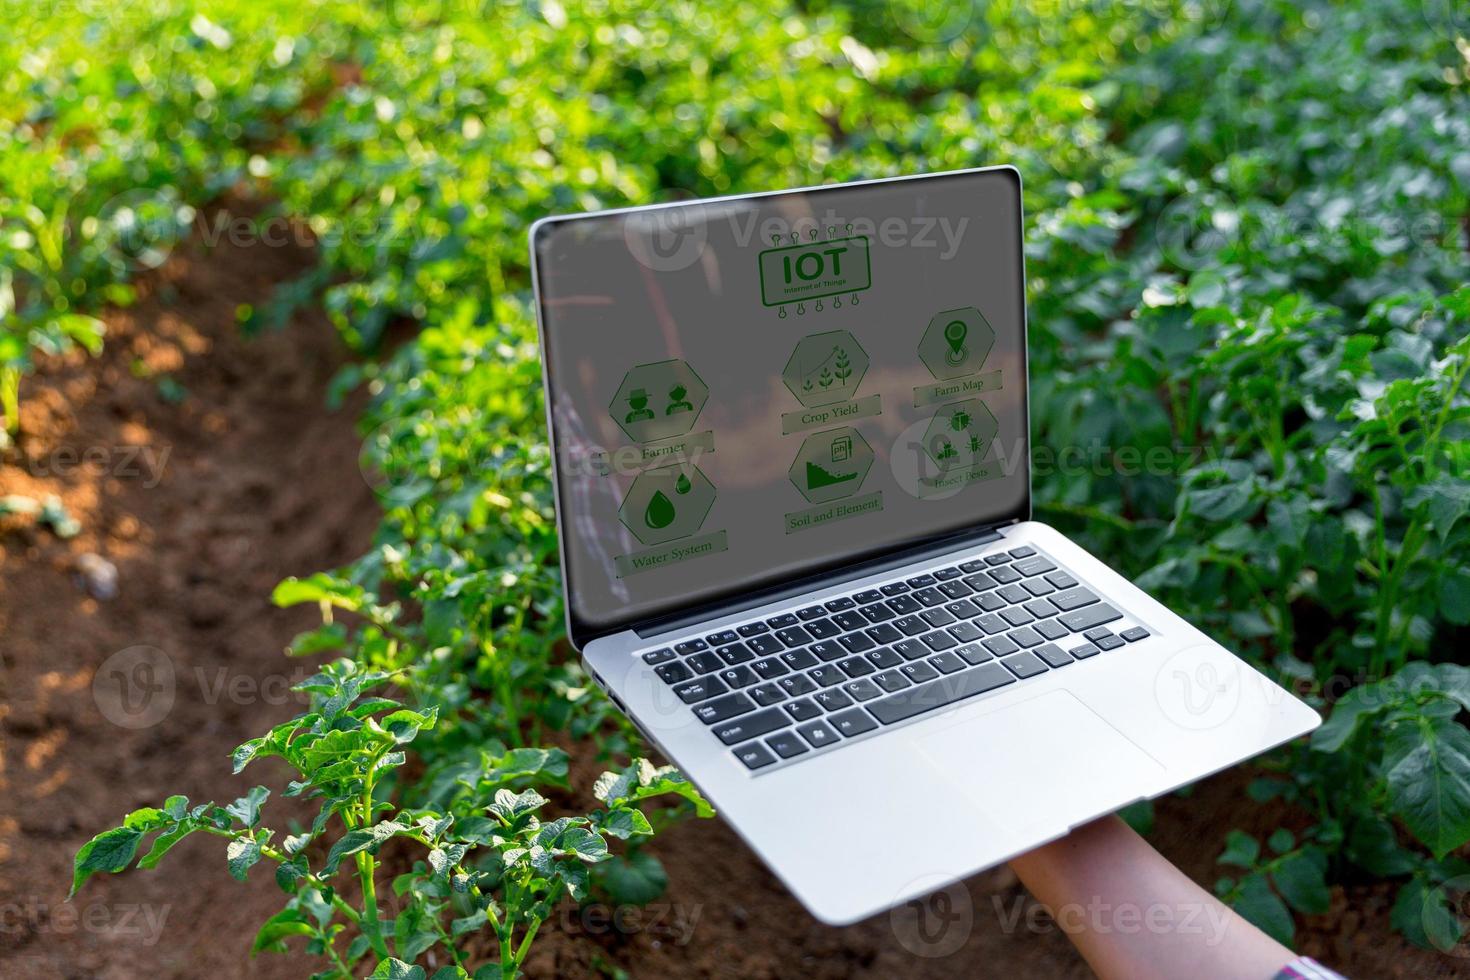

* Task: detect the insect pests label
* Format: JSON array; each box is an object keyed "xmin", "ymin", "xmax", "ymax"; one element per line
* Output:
[{"xmin": 758, "ymin": 236, "xmax": 872, "ymax": 307}]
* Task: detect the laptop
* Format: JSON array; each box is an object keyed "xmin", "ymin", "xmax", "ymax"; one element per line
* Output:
[{"xmin": 528, "ymin": 166, "xmax": 1319, "ymax": 925}]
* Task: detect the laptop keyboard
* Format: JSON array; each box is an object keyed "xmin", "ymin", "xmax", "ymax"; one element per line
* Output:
[{"xmin": 639, "ymin": 546, "xmax": 1152, "ymax": 774}]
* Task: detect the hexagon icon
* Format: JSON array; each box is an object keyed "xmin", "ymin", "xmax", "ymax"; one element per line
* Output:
[
  {"xmin": 617, "ymin": 462, "xmax": 716, "ymax": 546},
  {"xmin": 783, "ymin": 330, "xmax": 869, "ymax": 408},
  {"xmin": 918, "ymin": 307, "xmax": 996, "ymax": 381},
  {"xmin": 921, "ymin": 400, "xmax": 999, "ymax": 473},
  {"xmin": 788, "ymin": 427, "xmax": 874, "ymax": 504},
  {"xmin": 610, "ymin": 359, "xmax": 709, "ymax": 444}
]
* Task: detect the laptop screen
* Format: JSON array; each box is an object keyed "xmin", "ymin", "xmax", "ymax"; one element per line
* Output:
[{"xmin": 533, "ymin": 168, "xmax": 1030, "ymax": 638}]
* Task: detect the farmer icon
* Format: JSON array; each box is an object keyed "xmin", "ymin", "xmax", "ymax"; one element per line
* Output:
[
  {"xmin": 610, "ymin": 360, "xmax": 709, "ymax": 443},
  {"xmin": 918, "ymin": 307, "xmax": 996, "ymax": 380},
  {"xmin": 624, "ymin": 388, "xmax": 656, "ymax": 424}
]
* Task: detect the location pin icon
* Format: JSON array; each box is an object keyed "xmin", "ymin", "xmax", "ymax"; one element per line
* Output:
[{"xmin": 943, "ymin": 319, "xmax": 968, "ymax": 365}]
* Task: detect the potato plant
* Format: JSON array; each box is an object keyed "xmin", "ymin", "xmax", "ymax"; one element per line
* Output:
[{"xmin": 71, "ymin": 659, "xmax": 707, "ymax": 978}]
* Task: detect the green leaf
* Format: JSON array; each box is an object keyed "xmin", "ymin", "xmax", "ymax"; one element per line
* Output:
[
  {"xmin": 1409, "ymin": 479, "xmax": 1470, "ymax": 543},
  {"xmin": 1218, "ymin": 830, "xmax": 1260, "ymax": 868},
  {"xmin": 595, "ymin": 851, "xmax": 668, "ymax": 906},
  {"xmin": 70, "ymin": 826, "xmax": 144, "ymax": 898},
  {"xmin": 227, "ymin": 837, "xmax": 263, "ymax": 881},
  {"xmin": 252, "ymin": 907, "xmax": 315, "ymax": 955},
  {"xmin": 1273, "ymin": 848, "xmax": 1330, "ymax": 915},
  {"xmin": 226, "ymin": 786, "xmax": 270, "ymax": 828},
  {"xmin": 1385, "ymin": 714, "xmax": 1470, "ymax": 859},
  {"xmin": 598, "ymin": 806, "xmax": 653, "ymax": 841},
  {"xmin": 1230, "ymin": 873, "xmax": 1295, "ymax": 946},
  {"xmin": 1440, "ymin": 569, "xmax": 1470, "ymax": 626},
  {"xmin": 1266, "ymin": 828, "xmax": 1294, "ymax": 854},
  {"xmin": 370, "ymin": 959, "xmax": 426, "ymax": 980},
  {"xmin": 139, "ymin": 823, "xmax": 197, "ymax": 870},
  {"xmin": 323, "ymin": 820, "xmax": 409, "ymax": 874}
]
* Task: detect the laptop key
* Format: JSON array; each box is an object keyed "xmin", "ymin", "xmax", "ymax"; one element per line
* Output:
[
  {"xmin": 746, "ymin": 635, "xmax": 784, "ymax": 657},
  {"xmin": 866, "ymin": 623, "xmax": 903, "ymax": 645},
  {"xmin": 894, "ymin": 638, "xmax": 930, "ymax": 661},
  {"xmin": 938, "ymin": 580, "xmax": 973, "ymax": 600},
  {"xmin": 780, "ymin": 649, "xmax": 817, "ymax": 671},
  {"xmin": 975, "ymin": 613, "xmax": 1008, "ymax": 635},
  {"xmin": 873, "ymin": 669, "xmax": 910, "ymax": 692},
  {"xmin": 768, "ymin": 613, "xmax": 799, "ymax": 629},
  {"xmin": 887, "ymin": 594, "xmax": 923, "ymax": 615},
  {"xmin": 934, "ymin": 566, "xmax": 964, "ymax": 581},
  {"xmin": 867, "ymin": 646, "xmax": 903, "ymax": 669},
  {"xmin": 824, "ymin": 597, "xmax": 856, "ymax": 612},
  {"xmin": 984, "ymin": 553, "xmax": 1013, "ymax": 566},
  {"xmin": 1008, "ymin": 546, "xmax": 1036, "ymax": 559},
  {"xmin": 751, "ymin": 657, "xmax": 789, "ymax": 679},
  {"xmin": 959, "ymin": 559, "xmax": 987, "ymax": 574},
  {"xmin": 1045, "ymin": 571, "xmax": 1078, "ymax": 589},
  {"xmin": 947, "ymin": 621, "xmax": 983, "ymax": 643},
  {"xmin": 1121, "ymin": 626, "xmax": 1151, "ymax": 642},
  {"xmin": 784, "ymin": 698, "xmax": 823, "ymax": 721},
  {"xmin": 734, "ymin": 742, "xmax": 777, "ymax": 770},
  {"xmin": 1001, "ymin": 652, "xmax": 1048, "ymax": 679},
  {"xmin": 814, "ymin": 688, "xmax": 854, "ymax": 711},
  {"xmin": 861, "ymin": 603, "xmax": 897, "ymax": 624},
  {"xmin": 868, "ymin": 662, "xmax": 1015, "ymax": 725},
  {"xmin": 779, "ymin": 674, "xmax": 818, "ymax": 697},
  {"xmin": 832, "ymin": 611, "xmax": 868, "ymax": 632},
  {"xmin": 919, "ymin": 608, "xmax": 957, "ymax": 629},
  {"xmin": 854, "ymin": 589, "xmax": 883, "ymax": 604},
  {"xmin": 945, "ymin": 598, "xmax": 981, "ymax": 619},
  {"xmin": 796, "ymin": 720, "xmax": 840, "ymax": 748},
  {"xmin": 1014, "ymin": 557, "xmax": 1056, "ymax": 577},
  {"xmin": 1034, "ymin": 643, "xmax": 1074, "ymax": 668},
  {"xmin": 808, "ymin": 665, "xmax": 845, "ymax": 687},
  {"xmin": 894, "ymin": 614, "xmax": 928, "ymax": 636},
  {"xmin": 990, "ymin": 566, "xmax": 1022, "ymax": 583},
  {"xmin": 810, "ymin": 640, "xmax": 846, "ymax": 662},
  {"xmin": 928, "ymin": 652, "xmax": 966, "ymax": 674},
  {"xmin": 1008, "ymin": 626, "xmax": 1043, "ymax": 648},
  {"xmin": 673, "ymin": 676, "xmax": 728, "ymax": 703},
  {"xmin": 719, "ymin": 666, "xmax": 758, "ymax": 688},
  {"xmin": 750, "ymin": 682, "xmax": 786, "ymax": 706},
  {"xmin": 900, "ymin": 661, "xmax": 940, "ymax": 683},
  {"xmin": 913, "ymin": 587, "xmax": 946, "ymax": 607},
  {"xmin": 1069, "ymin": 642, "xmax": 1102, "ymax": 659},
  {"xmin": 656, "ymin": 661, "xmax": 692, "ymax": 684},
  {"xmin": 766, "ymin": 731, "xmax": 809, "ymax": 758},
  {"xmin": 978, "ymin": 591, "xmax": 1007, "ymax": 611},
  {"xmin": 1095, "ymin": 634, "xmax": 1126, "ymax": 651},
  {"xmin": 776, "ymin": 625, "xmax": 815, "ymax": 648},
  {"xmin": 881, "ymin": 582, "xmax": 911, "ymax": 596},
  {"xmin": 1023, "ymin": 578, "xmax": 1056, "ymax": 597},
  {"xmin": 983, "ymin": 636, "xmax": 1019, "ymax": 657},
  {"xmin": 706, "ymin": 629, "xmax": 740, "ymax": 646},
  {"xmin": 643, "ymin": 648, "xmax": 676, "ymax": 665},
  {"xmin": 1000, "ymin": 607, "xmax": 1034, "ymax": 627},
  {"xmin": 675, "ymin": 639, "xmax": 708, "ymax": 655},
  {"xmin": 842, "ymin": 679, "xmax": 882, "ymax": 702},
  {"xmin": 998, "ymin": 584, "xmax": 1030, "ymax": 604},
  {"xmin": 837, "ymin": 656, "xmax": 875, "ymax": 678},
  {"xmin": 716, "ymin": 643, "xmax": 757, "ymax": 666},
  {"xmin": 805, "ymin": 617, "xmax": 841, "ymax": 639},
  {"xmin": 906, "ymin": 574, "xmax": 937, "ymax": 588},
  {"xmin": 1084, "ymin": 626, "xmax": 1113, "ymax": 641},
  {"xmin": 1060, "ymin": 603, "xmax": 1122, "ymax": 632},
  {"xmin": 956, "ymin": 643, "xmax": 993, "ymax": 665},
  {"xmin": 714, "ymin": 708, "xmax": 790, "ymax": 745},
  {"xmin": 1035, "ymin": 619, "xmax": 1070, "ymax": 641},
  {"xmin": 797, "ymin": 605, "xmax": 827, "ymax": 621},
  {"xmin": 737, "ymin": 621, "xmax": 770, "ymax": 637},
  {"xmin": 838, "ymin": 632, "xmax": 876, "ymax": 654},
  {"xmin": 694, "ymin": 692, "xmax": 756, "ymax": 724},
  {"xmin": 921, "ymin": 630, "xmax": 958, "ymax": 651},
  {"xmin": 963, "ymin": 572, "xmax": 997, "ymax": 592},
  {"xmin": 1050, "ymin": 587, "xmax": 1100, "ymax": 612},
  {"xmin": 687, "ymin": 651, "xmax": 723, "ymax": 674},
  {"xmin": 829, "ymin": 708, "xmax": 879, "ymax": 738}
]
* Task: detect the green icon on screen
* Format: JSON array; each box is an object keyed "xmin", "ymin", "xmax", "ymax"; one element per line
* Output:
[
  {"xmin": 789, "ymin": 426, "xmax": 874, "ymax": 504},
  {"xmin": 944, "ymin": 319, "xmax": 968, "ymax": 365}
]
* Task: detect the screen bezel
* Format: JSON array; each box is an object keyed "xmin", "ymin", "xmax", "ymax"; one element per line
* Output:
[{"xmin": 530, "ymin": 166, "xmax": 1033, "ymax": 649}]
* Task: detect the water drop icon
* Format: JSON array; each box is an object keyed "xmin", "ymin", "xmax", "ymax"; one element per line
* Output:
[
  {"xmin": 644, "ymin": 490, "xmax": 676, "ymax": 529},
  {"xmin": 675, "ymin": 472, "xmax": 692, "ymax": 495}
]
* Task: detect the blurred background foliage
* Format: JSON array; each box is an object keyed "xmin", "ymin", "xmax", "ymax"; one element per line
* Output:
[{"xmin": 5, "ymin": 0, "xmax": 1470, "ymax": 951}]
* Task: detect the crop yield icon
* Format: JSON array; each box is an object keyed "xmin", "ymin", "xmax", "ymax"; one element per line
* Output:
[{"xmin": 782, "ymin": 330, "xmax": 869, "ymax": 408}]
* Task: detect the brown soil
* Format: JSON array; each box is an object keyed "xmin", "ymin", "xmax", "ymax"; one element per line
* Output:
[{"xmin": 0, "ymin": 224, "xmax": 1455, "ymax": 979}]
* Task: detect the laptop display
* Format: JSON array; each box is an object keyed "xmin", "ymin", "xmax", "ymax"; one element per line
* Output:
[{"xmin": 533, "ymin": 169, "xmax": 1030, "ymax": 636}]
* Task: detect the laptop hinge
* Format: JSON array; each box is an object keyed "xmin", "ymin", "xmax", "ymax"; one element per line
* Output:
[{"xmin": 632, "ymin": 522, "xmax": 1012, "ymax": 639}]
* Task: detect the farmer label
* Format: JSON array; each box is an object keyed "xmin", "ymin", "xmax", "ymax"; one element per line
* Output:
[{"xmin": 758, "ymin": 235, "xmax": 872, "ymax": 307}]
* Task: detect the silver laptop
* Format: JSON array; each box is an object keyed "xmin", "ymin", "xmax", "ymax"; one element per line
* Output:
[{"xmin": 528, "ymin": 166, "xmax": 1319, "ymax": 925}]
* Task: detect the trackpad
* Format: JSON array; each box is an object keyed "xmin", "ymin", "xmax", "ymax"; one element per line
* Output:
[{"xmin": 912, "ymin": 690, "xmax": 1165, "ymax": 835}]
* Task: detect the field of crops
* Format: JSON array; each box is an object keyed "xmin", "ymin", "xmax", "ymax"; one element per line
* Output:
[{"xmin": 3, "ymin": 0, "xmax": 1469, "ymax": 976}]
